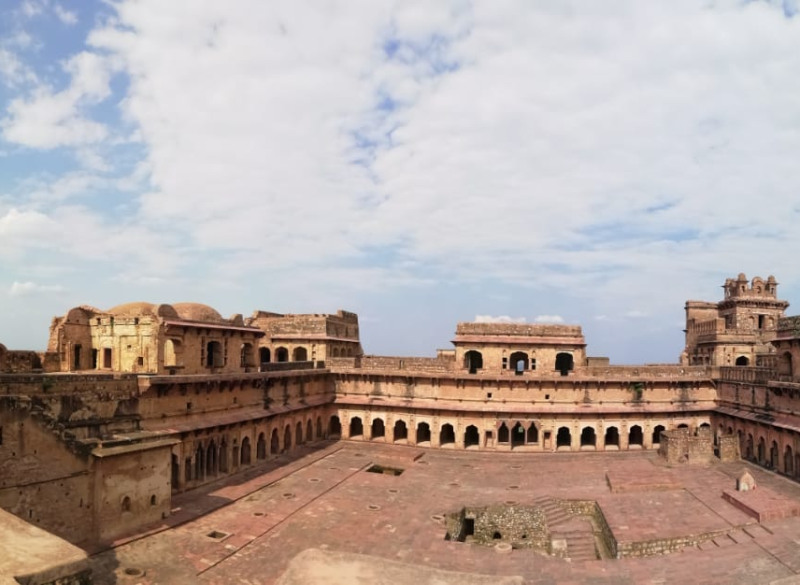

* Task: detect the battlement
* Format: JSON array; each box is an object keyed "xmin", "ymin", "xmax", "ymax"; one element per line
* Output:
[
  {"xmin": 455, "ymin": 322, "xmax": 583, "ymax": 338},
  {"xmin": 723, "ymin": 273, "xmax": 778, "ymax": 299}
]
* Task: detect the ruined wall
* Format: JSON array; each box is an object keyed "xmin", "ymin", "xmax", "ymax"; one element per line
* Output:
[
  {"xmin": 658, "ymin": 428, "xmax": 713, "ymax": 464},
  {"xmin": 91, "ymin": 442, "xmax": 173, "ymax": 543},
  {"xmin": 718, "ymin": 434, "xmax": 740, "ymax": 462},
  {"xmin": 0, "ymin": 346, "xmax": 42, "ymax": 373}
]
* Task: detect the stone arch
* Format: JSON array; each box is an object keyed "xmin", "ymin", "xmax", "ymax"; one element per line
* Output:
[
  {"xmin": 349, "ymin": 416, "xmax": 363, "ymax": 438},
  {"xmin": 316, "ymin": 416, "xmax": 323, "ymax": 438},
  {"xmin": 206, "ymin": 440, "xmax": 217, "ymax": 475},
  {"xmin": 605, "ymin": 426, "xmax": 620, "ymax": 448},
  {"xmin": 771, "ymin": 440, "xmax": 779, "ymax": 468},
  {"xmin": 556, "ymin": 426, "xmax": 571, "ymax": 449},
  {"xmin": 240, "ymin": 343, "xmax": 256, "ymax": 368},
  {"xmin": 241, "ymin": 436, "xmax": 251, "ymax": 465},
  {"xmin": 746, "ymin": 434, "xmax": 754, "ymax": 460},
  {"xmin": 296, "ymin": 421, "xmax": 303, "ymax": 445},
  {"xmin": 306, "ymin": 419, "xmax": 313, "ymax": 442},
  {"xmin": 257, "ymin": 432, "xmax": 267, "ymax": 460},
  {"xmin": 526, "ymin": 422, "xmax": 539, "ymax": 443},
  {"xmin": 735, "ymin": 355, "xmax": 750, "ymax": 366},
  {"xmin": 498, "ymin": 422, "xmax": 510, "ymax": 444},
  {"xmin": 779, "ymin": 351, "xmax": 793, "ymax": 378},
  {"xmin": 284, "ymin": 424, "xmax": 292, "ymax": 451},
  {"xmin": 509, "ymin": 351, "xmax": 528, "ymax": 375},
  {"xmin": 629, "ymin": 425, "xmax": 644, "ymax": 447},
  {"xmin": 464, "ymin": 350, "xmax": 483, "ymax": 374},
  {"xmin": 165, "ymin": 339, "xmax": 181, "ymax": 367},
  {"xmin": 329, "ymin": 415, "xmax": 342, "ymax": 437},
  {"xmin": 259, "ymin": 347, "xmax": 271, "ymax": 364},
  {"xmin": 270, "ymin": 429, "xmax": 279, "ymax": 455},
  {"xmin": 757, "ymin": 436, "xmax": 766, "ymax": 464},
  {"xmin": 276, "ymin": 347, "xmax": 289, "ymax": 362},
  {"xmin": 555, "ymin": 352, "xmax": 574, "ymax": 376},
  {"xmin": 206, "ymin": 341, "xmax": 223, "ymax": 368},
  {"xmin": 580, "ymin": 426, "xmax": 596, "ymax": 448},
  {"xmin": 464, "ymin": 425, "xmax": 480, "ymax": 448},
  {"xmin": 652, "ymin": 425, "xmax": 665, "ymax": 445},
  {"xmin": 416, "ymin": 422, "xmax": 431, "ymax": 444},
  {"xmin": 440, "ymin": 423, "xmax": 455, "ymax": 446},
  {"xmin": 511, "ymin": 422, "xmax": 526, "ymax": 447},
  {"xmin": 393, "ymin": 420, "xmax": 408, "ymax": 442},
  {"xmin": 293, "ymin": 346, "xmax": 308, "ymax": 361},
  {"xmin": 371, "ymin": 418, "xmax": 385, "ymax": 440}
]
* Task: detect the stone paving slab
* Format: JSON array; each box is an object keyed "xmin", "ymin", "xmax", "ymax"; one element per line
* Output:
[{"xmin": 85, "ymin": 445, "xmax": 800, "ymax": 585}]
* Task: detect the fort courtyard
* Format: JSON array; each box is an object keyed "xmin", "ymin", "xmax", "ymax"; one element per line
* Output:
[{"xmin": 3, "ymin": 274, "xmax": 800, "ymax": 584}]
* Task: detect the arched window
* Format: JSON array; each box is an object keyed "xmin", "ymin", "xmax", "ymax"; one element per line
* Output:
[
  {"xmin": 464, "ymin": 350, "xmax": 483, "ymax": 374},
  {"xmin": 511, "ymin": 422, "xmax": 525, "ymax": 447},
  {"xmin": 629, "ymin": 425, "xmax": 643, "ymax": 447},
  {"xmin": 293, "ymin": 347, "xmax": 308, "ymax": 361},
  {"xmin": 276, "ymin": 347, "xmax": 289, "ymax": 362},
  {"xmin": 349, "ymin": 417, "xmax": 363, "ymax": 438},
  {"xmin": 497, "ymin": 422, "xmax": 509, "ymax": 443},
  {"xmin": 270, "ymin": 429, "xmax": 280, "ymax": 455},
  {"xmin": 464, "ymin": 425, "xmax": 480, "ymax": 447},
  {"xmin": 526, "ymin": 423, "xmax": 538, "ymax": 443},
  {"xmin": 509, "ymin": 351, "xmax": 528, "ymax": 375},
  {"xmin": 416, "ymin": 422, "xmax": 431, "ymax": 444},
  {"xmin": 206, "ymin": 341, "xmax": 223, "ymax": 368},
  {"xmin": 259, "ymin": 347, "xmax": 271, "ymax": 364},
  {"xmin": 735, "ymin": 356, "xmax": 750, "ymax": 366},
  {"xmin": 555, "ymin": 353, "xmax": 574, "ymax": 376},
  {"xmin": 241, "ymin": 437, "xmax": 251, "ymax": 465},
  {"xmin": 257, "ymin": 433, "xmax": 267, "ymax": 459}
]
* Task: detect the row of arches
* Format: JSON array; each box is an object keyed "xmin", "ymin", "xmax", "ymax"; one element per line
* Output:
[
  {"xmin": 717, "ymin": 420, "xmax": 800, "ymax": 480},
  {"xmin": 174, "ymin": 412, "xmax": 340, "ymax": 490},
  {"xmin": 463, "ymin": 350, "xmax": 574, "ymax": 376},
  {"xmin": 341, "ymin": 414, "xmax": 689, "ymax": 451},
  {"xmin": 258, "ymin": 346, "xmax": 308, "ymax": 364}
]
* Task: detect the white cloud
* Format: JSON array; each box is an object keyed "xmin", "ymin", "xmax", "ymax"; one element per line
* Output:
[
  {"xmin": 0, "ymin": 48, "xmax": 36, "ymax": 86},
  {"xmin": 475, "ymin": 315, "xmax": 526, "ymax": 324},
  {"xmin": 54, "ymin": 4, "xmax": 78, "ymax": 25},
  {"xmin": 9, "ymin": 281, "xmax": 64, "ymax": 297},
  {"xmin": 533, "ymin": 315, "xmax": 564, "ymax": 324},
  {"xmin": 1, "ymin": 52, "xmax": 114, "ymax": 148}
]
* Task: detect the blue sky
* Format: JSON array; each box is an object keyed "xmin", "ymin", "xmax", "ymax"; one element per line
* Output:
[{"xmin": 2, "ymin": 0, "xmax": 800, "ymax": 363}]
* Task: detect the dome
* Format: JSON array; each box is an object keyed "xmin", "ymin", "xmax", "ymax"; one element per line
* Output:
[
  {"xmin": 108, "ymin": 302, "xmax": 156, "ymax": 317},
  {"xmin": 172, "ymin": 302, "xmax": 225, "ymax": 324}
]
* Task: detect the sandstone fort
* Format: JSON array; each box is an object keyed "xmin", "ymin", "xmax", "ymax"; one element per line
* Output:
[{"xmin": 3, "ymin": 273, "xmax": 800, "ymax": 584}]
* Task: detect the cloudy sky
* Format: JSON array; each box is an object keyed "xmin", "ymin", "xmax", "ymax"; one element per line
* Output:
[{"xmin": 1, "ymin": 0, "xmax": 799, "ymax": 362}]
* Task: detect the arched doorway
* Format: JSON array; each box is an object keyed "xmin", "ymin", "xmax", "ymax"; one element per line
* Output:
[
  {"xmin": 527, "ymin": 423, "xmax": 539, "ymax": 443},
  {"xmin": 416, "ymin": 422, "xmax": 431, "ymax": 444},
  {"xmin": 509, "ymin": 351, "xmax": 528, "ymax": 375},
  {"xmin": 276, "ymin": 347, "xmax": 289, "ymax": 362},
  {"xmin": 256, "ymin": 433, "xmax": 266, "ymax": 460},
  {"xmin": 293, "ymin": 347, "xmax": 308, "ymax": 361},
  {"xmin": 580, "ymin": 427, "xmax": 596, "ymax": 449},
  {"xmin": 329, "ymin": 415, "xmax": 342, "ymax": 437},
  {"xmin": 371, "ymin": 418, "xmax": 385, "ymax": 440},
  {"xmin": 206, "ymin": 441, "xmax": 216, "ymax": 476},
  {"xmin": 735, "ymin": 356, "xmax": 750, "ymax": 366},
  {"xmin": 556, "ymin": 426, "xmax": 571, "ymax": 449},
  {"xmin": 779, "ymin": 352, "xmax": 793, "ymax": 378},
  {"xmin": 771, "ymin": 441, "xmax": 779, "ymax": 468},
  {"xmin": 785, "ymin": 445, "xmax": 794, "ymax": 475},
  {"xmin": 259, "ymin": 347, "xmax": 271, "ymax": 364},
  {"xmin": 440, "ymin": 423, "xmax": 455, "ymax": 446},
  {"xmin": 464, "ymin": 350, "xmax": 483, "ymax": 374},
  {"xmin": 605, "ymin": 427, "xmax": 619, "ymax": 449},
  {"xmin": 555, "ymin": 352, "xmax": 574, "ymax": 376},
  {"xmin": 393, "ymin": 420, "xmax": 408, "ymax": 442},
  {"xmin": 629, "ymin": 425, "xmax": 643, "ymax": 447},
  {"xmin": 296, "ymin": 421, "xmax": 303, "ymax": 445},
  {"xmin": 195, "ymin": 445, "xmax": 205, "ymax": 481},
  {"xmin": 283, "ymin": 425, "xmax": 292, "ymax": 452},
  {"xmin": 241, "ymin": 437, "xmax": 251, "ymax": 465},
  {"xmin": 306, "ymin": 420, "xmax": 313, "ymax": 442},
  {"xmin": 511, "ymin": 422, "xmax": 525, "ymax": 447},
  {"xmin": 757, "ymin": 437, "xmax": 766, "ymax": 463},
  {"xmin": 270, "ymin": 429, "xmax": 279, "ymax": 455},
  {"xmin": 652, "ymin": 425, "xmax": 665, "ymax": 445},
  {"xmin": 464, "ymin": 425, "xmax": 480, "ymax": 448},
  {"xmin": 498, "ymin": 422, "xmax": 510, "ymax": 444},
  {"xmin": 349, "ymin": 417, "xmax": 363, "ymax": 438}
]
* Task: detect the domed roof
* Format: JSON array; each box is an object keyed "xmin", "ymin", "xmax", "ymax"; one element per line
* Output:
[
  {"xmin": 171, "ymin": 302, "xmax": 225, "ymax": 324},
  {"xmin": 108, "ymin": 302, "xmax": 156, "ymax": 317}
]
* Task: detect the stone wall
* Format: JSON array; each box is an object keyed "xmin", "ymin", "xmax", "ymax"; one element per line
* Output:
[
  {"xmin": 658, "ymin": 427, "xmax": 713, "ymax": 464},
  {"xmin": 718, "ymin": 434, "xmax": 740, "ymax": 462}
]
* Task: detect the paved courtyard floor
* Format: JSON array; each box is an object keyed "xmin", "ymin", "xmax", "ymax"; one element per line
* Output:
[{"xmin": 88, "ymin": 442, "xmax": 800, "ymax": 584}]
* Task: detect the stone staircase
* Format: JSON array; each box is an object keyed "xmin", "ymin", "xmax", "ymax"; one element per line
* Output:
[{"xmin": 533, "ymin": 496, "xmax": 599, "ymax": 562}]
